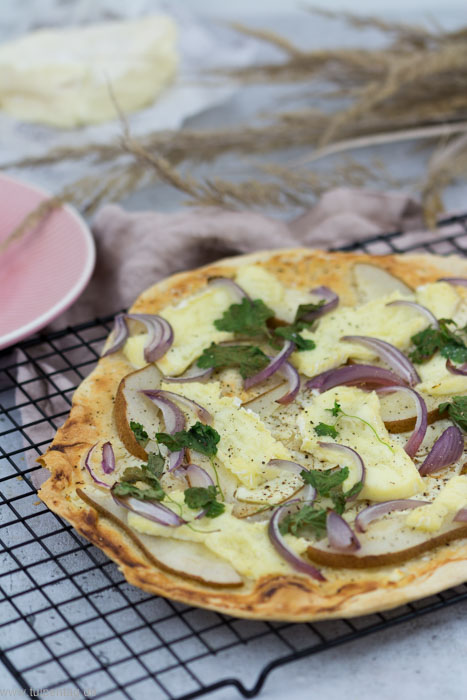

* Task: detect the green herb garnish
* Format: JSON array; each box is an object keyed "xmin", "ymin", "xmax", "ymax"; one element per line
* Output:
[
  {"xmin": 279, "ymin": 505, "xmax": 327, "ymax": 538},
  {"xmin": 439, "ymin": 396, "xmax": 467, "ymax": 432},
  {"xmin": 410, "ymin": 318, "xmax": 467, "ymax": 364},
  {"xmin": 274, "ymin": 325, "xmax": 316, "ymax": 351},
  {"xmin": 214, "ymin": 297, "xmax": 275, "ymax": 338},
  {"xmin": 113, "ymin": 463, "xmax": 165, "ymax": 501},
  {"xmin": 130, "ymin": 421, "xmax": 149, "ymax": 447},
  {"xmin": 314, "ymin": 422, "xmax": 339, "ymax": 438},
  {"xmin": 294, "ymin": 301, "xmax": 325, "ymax": 323},
  {"xmin": 327, "ymin": 400, "xmax": 393, "ymax": 452},
  {"xmin": 156, "ymin": 421, "xmax": 220, "ymax": 457},
  {"xmin": 196, "ymin": 343, "xmax": 269, "ymax": 379},
  {"xmin": 184, "ymin": 485, "xmax": 225, "ymax": 518}
]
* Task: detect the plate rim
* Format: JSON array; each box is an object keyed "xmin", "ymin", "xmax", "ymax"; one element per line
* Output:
[{"xmin": 0, "ymin": 173, "xmax": 96, "ymax": 350}]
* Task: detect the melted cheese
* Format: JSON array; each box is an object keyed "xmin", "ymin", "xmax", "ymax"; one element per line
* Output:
[
  {"xmin": 127, "ymin": 494, "xmax": 308, "ymax": 578},
  {"xmin": 161, "ymin": 381, "xmax": 291, "ymax": 487},
  {"xmin": 406, "ymin": 475, "xmax": 467, "ymax": 532},
  {"xmin": 0, "ymin": 16, "xmax": 178, "ymax": 128},
  {"xmin": 299, "ymin": 387, "xmax": 423, "ymax": 501},
  {"xmin": 293, "ymin": 283, "xmax": 460, "ymax": 378},
  {"xmin": 416, "ymin": 354, "xmax": 467, "ymax": 396},
  {"xmin": 235, "ymin": 265, "xmax": 313, "ymax": 323},
  {"xmin": 155, "ymin": 286, "xmax": 236, "ymax": 376}
]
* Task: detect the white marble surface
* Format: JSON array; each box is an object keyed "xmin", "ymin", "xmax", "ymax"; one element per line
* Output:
[{"xmin": 2, "ymin": 1, "xmax": 467, "ymax": 699}]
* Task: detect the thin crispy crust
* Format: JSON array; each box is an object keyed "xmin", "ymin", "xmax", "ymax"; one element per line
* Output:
[{"xmin": 39, "ymin": 249, "xmax": 467, "ymax": 621}]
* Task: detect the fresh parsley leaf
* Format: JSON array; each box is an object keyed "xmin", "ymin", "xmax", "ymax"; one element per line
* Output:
[
  {"xmin": 301, "ymin": 467, "xmax": 349, "ymax": 497},
  {"xmin": 294, "ymin": 301, "xmax": 325, "ymax": 324},
  {"xmin": 112, "ymin": 481, "xmax": 165, "ymax": 501},
  {"xmin": 274, "ymin": 325, "xmax": 316, "ymax": 351},
  {"xmin": 279, "ymin": 505, "xmax": 327, "ymax": 538},
  {"xmin": 409, "ymin": 318, "xmax": 467, "ymax": 364},
  {"xmin": 196, "ymin": 343, "xmax": 269, "ymax": 379},
  {"xmin": 214, "ymin": 298, "xmax": 275, "ymax": 337},
  {"xmin": 157, "ymin": 421, "xmax": 221, "ymax": 457},
  {"xmin": 314, "ymin": 422, "xmax": 339, "ymax": 438},
  {"xmin": 439, "ymin": 396, "xmax": 467, "ymax": 432},
  {"xmin": 328, "ymin": 400, "xmax": 342, "ymax": 417},
  {"xmin": 184, "ymin": 485, "xmax": 225, "ymax": 518},
  {"xmin": 119, "ymin": 466, "xmax": 147, "ymax": 483},
  {"xmin": 130, "ymin": 421, "xmax": 149, "ymax": 447},
  {"xmin": 146, "ymin": 451, "xmax": 165, "ymax": 479}
]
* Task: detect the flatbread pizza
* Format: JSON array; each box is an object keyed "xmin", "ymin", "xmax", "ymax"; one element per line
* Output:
[{"xmin": 38, "ymin": 248, "xmax": 467, "ymax": 621}]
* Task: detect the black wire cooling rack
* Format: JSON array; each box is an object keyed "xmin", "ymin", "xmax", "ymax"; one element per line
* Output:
[{"xmin": 3, "ymin": 214, "xmax": 467, "ymax": 700}]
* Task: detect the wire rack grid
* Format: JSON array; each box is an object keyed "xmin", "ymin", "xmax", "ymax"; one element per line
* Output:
[{"xmin": 2, "ymin": 214, "xmax": 467, "ymax": 700}]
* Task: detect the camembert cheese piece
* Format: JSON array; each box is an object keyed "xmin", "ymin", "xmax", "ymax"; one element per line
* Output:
[
  {"xmin": 161, "ymin": 381, "xmax": 291, "ymax": 487},
  {"xmin": 406, "ymin": 475, "xmax": 467, "ymax": 532},
  {"xmin": 0, "ymin": 16, "xmax": 178, "ymax": 128},
  {"xmin": 299, "ymin": 387, "xmax": 423, "ymax": 501}
]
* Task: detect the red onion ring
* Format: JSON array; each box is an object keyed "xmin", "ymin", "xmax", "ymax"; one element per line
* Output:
[
  {"xmin": 306, "ymin": 364, "xmax": 406, "ymax": 393},
  {"xmin": 244, "ymin": 340, "xmax": 295, "ymax": 390},
  {"xmin": 299, "ymin": 286, "xmax": 339, "ymax": 322},
  {"xmin": 147, "ymin": 389, "xmax": 212, "ymax": 424},
  {"xmin": 355, "ymin": 499, "xmax": 430, "ymax": 533},
  {"xmin": 84, "ymin": 444, "xmax": 111, "ymax": 489},
  {"xmin": 317, "ymin": 442, "xmax": 365, "ymax": 498},
  {"xmin": 341, "ymin": 335, "xmax": 420, "ymax": 386},
  {"xmin": 439, "ymin": 278, "xmax": 467, "ymax": 287},
  {"xmin": 168, "ymin": 450, "xmax": 185, "ymax": 472},
  {"xmin": 185, "ymin": 464, "xmax": 214, "ymax": 488},
  {"xmin": 386, "ymin": 300, "xmax": 439, "ymax": 330},
  {"xmin": 140, "ymin": 391, "xmax": 186, "ymax": 433},
  {"xmin": 377, "ymin": 386, "xmax": 427, "ymax": 458},
  {"xmin": 446, "ymin": 358, "xmax": 467, "ymax": 376},
  {"xmin": 454, "ymin": 507, "xmax": 467, "ymax": 522},
  {"xmin": 275, "ymin": 360, "xmax": 301, "ymax": 404},
  {"xmin": 268, "ymin": 501, "xmax": 326, "ymax": 580},
  {"xmin": 126, "ymin": 313, "xmax": 174, "ymax": 363},
  {"xmin": 326, "ymin": 511, "xmax": 360, "ymax": 552},
  {"xmin": 101, "ymin": 442, "xmax": 115, "ymax": 474},
  {"xmin": 268, "ymin": 459, "xmax": 306, "ymax": 477},
  {"xmin": 102, "ymin": 314, "xmax": 129, "ymax": 357},
  {"xmin": 418, "ymin": 425, "xmax": 464, "ymax": 476},
  {"xmin": 163, "ymin": 366, "xmax": 213, "ymax": 383},
  {"xmin": 208, "ymin": 277, "xmax": 250, "ymax": 300},
  {"xmin": 112, "ymin": 490, "xmax": 185, "ymax": 527}
]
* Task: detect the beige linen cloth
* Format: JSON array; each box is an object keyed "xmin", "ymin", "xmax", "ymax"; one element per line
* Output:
[{"xmin": 17, "ymin": 187, "xmax": 456, "ymax": 483}]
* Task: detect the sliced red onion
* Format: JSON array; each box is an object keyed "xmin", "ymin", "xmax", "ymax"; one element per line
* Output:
[
  {"xmin": 341, "ymin": 335, "xmax": 420, "ymax": 386},
  {"xmin": 101, "ymin": 442, "xmax": 115, "ymax": 475},
  {"xmin": 148, "ymin": 389, "xmax": 212, "ymax": 424},
  {"xmin": 275, "ymin": 360, "xmax": 301, "ymax": 404},
  {"xmin": 208, "ymin": 276, "xmax": 250, "ymax": 301},
  {"xmin": 185, "ymin": 464, "xmax": 214, "ymax": 488},
  {"xmin": 306, "ymin": 364, "xmax": 407, "ymax": 393},
  {"xmin": 126, "ymin": 313, "xmax": 174, "ymax": 362},
  {"xmin": 446, "ymin": 358, "xmax": 467, "ymax": 376},
  {"xmin": 300, "ymin": 483, "xmax": 316, "ymax": 504},
  {"xmin": 268, "ymin": 501, "xmax": 326, "ymax": 580},
  {"xmin": 299, "ymin": 286, "xmax": 339, "ymax": 322},
  {"xmin": 326, "ymin": 511, "xmax": 360, "ymax": 552},
  {"xmin": 141, "ymin": 391, "xmax": 185, "ymax": 433},
  {"xmin": 102, "ymin": 314, "xmax": 129, "ymax": 357},
  {"xmin": 317, "ymin": 442, "xmax": 365, "ymax": 498},
  {"xmin": 454, "ymin": 507, "xmax": 467, "ymax": 522},
  {"xmin": 84, "ymin": 444, "xmax": 111, "ymax": 489},
  {"xmin": 163, "ymin": 366, "xmax": 213, "ymax": 383},
  {"xmin": 439, "ymin": 278, "xmax": 467, "ymax": 287},
  {"xmin": 168, "ymin": 449, "xmax": 185, "ymax": 472},
  {"xmin": 244, "ymin": 340, "xmax": 295, "ymax": 390},
  {"xmin": 418, "ymin": 426, "xmax": 464, "ymax": 476},
  {"xmin": 112, "ymin": 490, "xmax": 185, "ymax": 527},
  {"xmin": 377, "ymin": 386, "xmax": 427, "ymax": 458},
  {"xmin": 268, "ymin": 459, "xmax": 306, "ymax": 477},
  {"xmin": 386, "ymin": 300, "xmax": 439, "ymax": 330},
  {"xmin": 355, "ymin": 499, "xmax": 430, "ymax": 532}
]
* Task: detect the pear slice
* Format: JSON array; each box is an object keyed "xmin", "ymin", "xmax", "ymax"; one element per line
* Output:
[
  {"xmin": 306, "ymin": 513, "xmax": 467, "ymax": 569},
  {"xmin": 235, "ymin": 472, "xmax": 303, "ymax": 506},
  {"xmin": 241, "ymin": 381, "xmax": 288, "ymax": 419},
  {"xmin": 77, "ymin": 487, "xmax": 243, "ymax": 588},
  {"xmin": 114, "ymin": 364, "xmax": 163, "ymax": 460},
  {"xmin": 379, "ymin": 390, "xmax": 441, "ymax": 433},
  {"xmin": 353, "ymin": 263, "xmax": 412, "ymax": 303}
]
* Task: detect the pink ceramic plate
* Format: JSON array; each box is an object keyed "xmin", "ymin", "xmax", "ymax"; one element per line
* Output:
[{"xmin": 0, "ymin": 174, "xmax": 95, "ymax": 350}]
